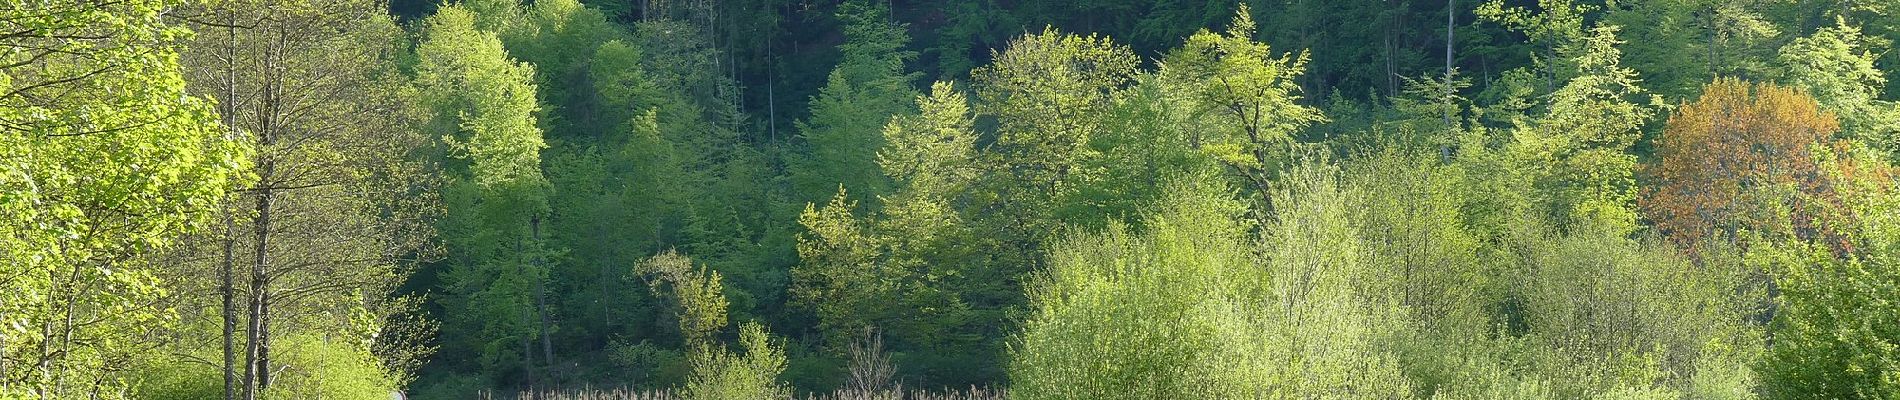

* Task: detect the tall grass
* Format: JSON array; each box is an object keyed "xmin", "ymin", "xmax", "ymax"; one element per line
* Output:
[
  {"xmin": 487, "ymin": 333, "xmax": 1004, "ymax": 400},
  {"xmin": 492, "ymin": 386, "xmax": 1005, "ymax": 400}
]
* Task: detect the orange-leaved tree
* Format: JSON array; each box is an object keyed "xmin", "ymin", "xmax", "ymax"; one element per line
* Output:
[{"xmin": 1644, "ymin": 78, "xmax": 1856, "ymax": 251}]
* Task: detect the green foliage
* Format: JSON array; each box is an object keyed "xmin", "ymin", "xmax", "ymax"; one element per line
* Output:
[
  {"xmin": 1012, "ymin": 167, "xmax": 1413, "ymax": 400},
  {"xmin": 0, "ymin": 0, "xmax": 249, "ymax": 396},
  {"xmin": 1754, "ymin": 238, "xmax": 1900, "ymax": 399},
  {"xmin": 789, "ymin": 0, "xmax": 921, "ymax": 206},
  {"xmin": 1601, "ymin": 0, "xmax": 1785, "ymax": 101},
  {"xmin": 1477, "ymin": 0, "xmax": 1596, "ymax": 54},
  {"xmin": 1345, "ymin": 150, "xmax": 1491, "ymax": 340},
  {"xmin": 1010, "ymin": 176, "xmax": 1269, "ymax": 400},
  {"xmin": 1756, "ymin": 148, "xmax": 1900, "ymax": 399},
  {"xmin": 641, "ymin": 250, "xmax": 731, "ymax": 349},
  {"xmin": 973, "ymin": 26, "xmax": 1138, "ymax": 229},
  {"xmin": 168, "ymin": 2, "xmax": 438, "ymax": 395},
  {"xmin": 130, "ymin": 347, "xmax": 224, "ymax": 400},
  {"xmin": 416, "ymin": 5, "xmax": 549, "ymax": 190},
  {"xmin": 793, "ymin": 82, "xmax": 999, "ymax": 385},
  {"xmin": 1778, "ymin": 19, "xmax": 1900, "ymax": 156},
  {"xmin": 1506, "ymin": 26, "xmax": 1658, "ymax": 234},
  {"xmin": 641, "ymin": 251, "xmax": 791, "ymax": 400},
  {"xmin": 1011, "ymin": 149, "xmax": 1762, "ymax": 400},
  {"xmin": 591, "ymin": 40, "xmax": 663, "ymax": 133},
  {"xmin": 417, "ymin": 3, "xmax": 555, "ymax": 384},
  {"xmin": 794, "ymin": 191, "xmax": 883, "ymax": 343},
  {"xmin": 878, "ymin": 82, "xmax": 978, "ymax": 199},
  {"xmin": 1253, "ymin": 162, "xmax": 1417, "ymax": 398},
  {"xmin": 1502, "ymin": 229, "xmax": 1761, "ymax": 399},
  {"xmin": 1384, "ymin": 70, "xmax": 1478, "ymax": 151},
  {"xmin": 1599, "ymin": 1, "xmax": 1710, "ymax": 101},
  {"xmin": 607, "ymin": 340, "xmax": 690, "ymax": 388},
  {"xmin": 1059, "ymin": 73, "xmax": 1222, "ymax": 228},
  {"xmin": 685, "ymin": 322, "xmax": 792, "ymax": 400},
  {"xmin": 133, "ymin": 333, "xmax": 400, "ymax": 400},
  {"xmin": 259, "ymin": 335, "xmax": 403, "ymax": 399},
  {"xmin": 1157, "ymin": 6, "xmax": 1326, "ymax": 198},
  {"xmin": 24, "ymin": 0, "xmax": 1900, "ymax": 397},
  {"xmin": 498, "ymin": 0, "xmax": 625, "ymax": 138}
]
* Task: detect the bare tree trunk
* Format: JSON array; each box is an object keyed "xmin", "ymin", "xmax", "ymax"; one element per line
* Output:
[
  {"xmin": 532, "ymin": 217, "xmax": 555, "ymax": 381},
  {"xmin": 1384, "ymin": 0, "xmax": 1399, "ymax": 97},
  {"xmin": 767, "ymin": 30, "xmax": 777, "ymax": 142},
  {"xmin": 242, "ymin": 32, "xmax": 281, "ymax": 398},
  {"xmin": 241, "ymin": 177, "xmax": 271, "ymax": 400},
  {"xmin": 521, "ymin": 309, "xmax": 536, "ymax": 387},
  {"xmin": 517, "ymin": 224, "xmax": 538, "ymax": 388},
  {"xmin": 257, "ymin": 293, "xmax": 272, "ymax": 389},
  {"xmin": 220, "ymin": 7, "xmax": 240, "ymax": 400},
  {"xmin": 219, "ymin": 127, "xmax": 240, "ymax": 399},
  {"xmin": 1443, "ymin": 0, "xmax": 1454, "ymax": 163}
]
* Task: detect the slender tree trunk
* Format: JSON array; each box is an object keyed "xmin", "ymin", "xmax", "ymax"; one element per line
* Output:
[
  {"xmin": 768, "ymin": 35, "xmax": 777, "ymax": 142},
  {"xmin": 219, "ymin": 132, "xmax": 239, "ymax": 400},
  {"xmin": 532, "ymin": 217, "xmax": 555, "ymax": 380},
  {"xmin": 242, "ymin": 175, "xmax": 271, "ymax": 400},
  {"xmin": 257, "ymin": 293, "xmax": 272, "ymax": 389},
  {"xmin": 1384, "ymin": 0, "xmax": 1400, "ymax": 97},
  {"xmin": 35, "ymin": 279, "xmax": 53, "ymax": 388},
  {"xmin": 1443, "ymin": 0, "xmax": 1454, "ymax": 163},
  {"xmin": 1706, "ymin": 9, "xmax": 1717, "ymax": 77},
  {"xmin": 219, "ymin": 7, "xmax": 240, "ymax": 400},
  {"xmin": 243, "ymin": 35, "xmax": 280, "ymax": 398},
  {"xmin": 521, "ymin": 302, "xmax": 536, "ymax": 387},
  {"xmin": 54, "ymin": 265, "xmax": 80, "ymax": 394},
  {"xmin": 516, "ymin": 225, "xmax": 537, "ymax": 388},
  {"xmin": 1390, "ymin": 16, "xmax": 1406, "ymax": 94}
]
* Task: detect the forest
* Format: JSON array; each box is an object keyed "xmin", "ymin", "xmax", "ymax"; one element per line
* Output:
[{"xmin": 5, "ymin": 0, "xmax": 1900, "ymax": 399}]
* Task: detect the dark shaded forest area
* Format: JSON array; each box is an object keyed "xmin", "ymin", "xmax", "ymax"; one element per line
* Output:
[{"xmin": 7, "ymin": 0, "xmax": 1900, "ymax": 399}]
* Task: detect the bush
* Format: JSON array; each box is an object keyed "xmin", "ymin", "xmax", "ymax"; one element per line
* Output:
[
  {"xmin": 1010, "ymin": 167, "xmax": 1411, "ymax": 399},
  {"xmin": 642, "ymin": 250, "xmax": 792, "ymax": 400},
  {"xmin": 1009, "ymin": 176, "xmax": 1264, "ymax": 399},
  {"xmin": 133, "ymin": 333, "xmax": 398, "ymax": 400},
  {"xmin": 607, "ymin": 339, "xmax": 690, "ymax": 389},
  {"xmin": 683, "ymin": 322, "xmax": 790, "ymax": 400},
  {"xmin": 261, "ymin": 334, "xmax": 401, "ymax": 399},
  {"xmin": 130, "ymin": 347, "xmax": 222, "ymax": 400}
]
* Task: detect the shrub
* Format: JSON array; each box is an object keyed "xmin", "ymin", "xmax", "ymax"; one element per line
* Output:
[
  {"xmin": 133, "ymin": 333, "xmax": 399, "ymax": 400},
  {"xmin": 683, "ymin": 322, "xmax": 791, "ymax": 400},
  {"xmin": 261, "ymin": 334, "xmax": 402, "ymax": 399},
  {"xmin": 1010, "ymin": 167, "xmax": 1412, "ymax": 399}
]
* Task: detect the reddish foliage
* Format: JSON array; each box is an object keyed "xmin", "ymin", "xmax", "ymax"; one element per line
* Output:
[{"xmin": 1643, "ymin": 79, "xmax": 1860, "ymax": 252}]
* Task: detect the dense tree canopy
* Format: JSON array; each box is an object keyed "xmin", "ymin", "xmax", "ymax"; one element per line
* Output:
[{"xmin": 7, "ymin": 0, "xmax": 1900, "ymax": 399}]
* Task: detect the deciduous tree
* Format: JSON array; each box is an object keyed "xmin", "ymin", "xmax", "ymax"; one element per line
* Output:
[
  {"xmin": 1158, "ymin": 5, "xmax": 1326, "ymax": 210},
  {"xmin": 1643, "ymin": 79, "xmax": 1845, "ymax": 249},
  {"xmin": 415, "ymin": 4, "xmax": 556, "ymax": 386},
  {"xmin": 173, "ymin": 2, "xmax": 437, "ymax": 397},
  {"xmin": 0, "ymin": 1, "xmax": 248, "ymax": 396},
  {"xmin": 1508, "ymin": 26, "xmax": 1656, "ymax": 234}
]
